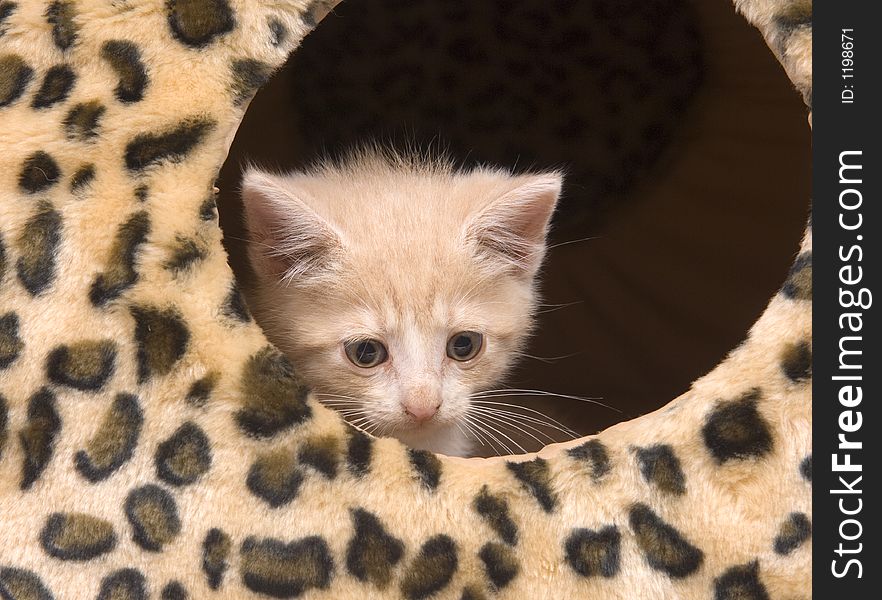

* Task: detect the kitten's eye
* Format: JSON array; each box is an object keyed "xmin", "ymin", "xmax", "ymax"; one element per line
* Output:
[
  {"xmin": 344, "ymin": 339, "xmax": 388, "ymax": 368},
  {"xmin": 447, "ymin": 331, "xmax": 484, "ymax": 362}
]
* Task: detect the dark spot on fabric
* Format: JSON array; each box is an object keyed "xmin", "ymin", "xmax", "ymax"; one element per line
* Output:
[
  {"xmin": 401, "ymin": 535, "xmax": 458, "ymax": 600},
  {"xmin": 155, "ymin": 421, "xmax": 212, "ymax": 486},
  {"xmin": 235, "ymin": 347, "xmax": 311, "ymax": 438},
  {"xmin": 167, "ymin": 0, "xmax": 235, "ymax": 48},
  {"xmin": 63, "ymin": 100, "xmax": 106, "ymax": 141},
  {"xmin": 131, "ymin": 305, "xmax": 189, "ymax": 383},
  {"xmin": 89, "ymin": 211, "xmax": 150, "ymax": 306},
  {"xmin": 101, "ymin": 40, "xmax": 148, "ymax": 103},
  {"xmin": 0, "ymin": 233, "xmax": 5, "ymax": 280},
  {"xmin": 18, "ymin": 151, "xmax": 60, "ymax": 194},
  {"xmin": 125, "ymin": 117, "xmax": 215, "ymax": 172},
  {"xmin": 222, "ymin": 282, "xmax": 252, "ymax": 322},
  {"xmin": 409, "ymin": 448, "xmax": 442, "ymax": 491},
  {"xmin": 0, "ymin": 394, "xmax": 7, "ymax": 460},
  {"xmin": 800, "ymin": 455, "xmax": 812, "ymax": 482},
  {"xmin": 460, "ymin": 585, "xmax": 488, "ymax": 600},
  {"xmin": 346, "ymin": 508, "xmax": 405, "ymax": 589},
  {"xmin": 506, "ymin": 457, "xmax": 558, "ymax": 513},
  {"xmin": 31, "ymin": 64, "xmax": 75, "ymax": 109},
  {"xmin": 134, "ymin": 184, "xmax": 148, "ymax": 202},
  {"xmin": 185, "ymin": 371, "xmax": 218, "ymax": 407},
  {"xmin": 97, "ymin": 569, "xmax": 147, "ymax": 600},
  {"xmin": 46, "ymin": 339, "xmax": 116, "ymax": 391},
  {"xmin": 773, "ymin": 513, "xmax": 811, "ymax": 555},
  {"xmin": 0, "ymin": 312, "xmax": 23, "ymax": 369},
  {"xmin": 301, "ymin": 0, "xmax": 334, "ymax": 29},
  {"xmin": 246, "ymin": 448, "xmax": 302, "ymax": 508},
  {"xmin": 714, "ymin": 561, "xmax": 770, "ymax": 600},
  {"xmin": 0, "ymin": 54, "xmax": 33, "ymax": 107},
  {"xmin": 70, "ymin": 163, "xmax": 95, "ymax": 192},
  {"xmin": 164, "ymin": 237, "xmax": 206, "ymax": 273},
  {"xmin": 629, "ymin": 503, "xmax": 703, "ymax": 578},
  {"xmin": 0, "ymin": 567, "xmax": 54, "ymax": 600},
  {"xmin": 564, "ymin": 525, "xmax": 621, "ymax": 578},
  {"xmin": 240, "ymin": 536, "xmax": 333, "ymax": 598},
  {"xmin": 19, "ymin": 387, "xmax": 60, "ymax": 490},
  {"xmin": 202, "ymin": 528, "xmax": 231, "ymax": 590},
  {"xmin": 473, "ymin": 486, "xmax": 518, "ymax": 546},
  {"xmin": 46, "ymin": 1, "xmax": 77, "ymax": 50},
  {"xmin": 268, "ymin": 18, "xmax": 287, "ymax": 46},
  {"xmin": 40, "ymin": 512, "xmax": 117, "ymax": 560},
  {"xmin": 703, "ymin": 389, "xmax": 774, "ymax": 463},
  {"xmin": 773, "ymin": 0, "xmax": 812, "ymax": 37},
  {"xmin": 199, "ymin": 195, "xmax": 217, "ymax": 220},
  {"xmin": 0, "ymin": 2, "xmax": 17, "ymax": 37},
  {"xmin": 636, "ymin": 444, "xmax": 686, "ymax": 496},
  {"xmin": 782, "ymin": 252, "xmax": 811, "ymax": 300},
  {"xmin": 16, "ymin": 200, "xmax": 61, "ymax": 296},
  {"xmin": 125, "ymin": 484, "xmax": 181, "ymax": 552},
  {"xmin": 75, "ymin": 393, "xmax": 143, "ymax": 482},
  {"xmin": 780, "ymin": 340, "xmax": 812, "ymax": 382},
  {"xmin": 231, "ymin": 58, "xmax": 273, "ymax": 106},
  {"xmin": 298, "ymin": 435, "xmax": 340, "ymax": 479},
  {"xmin": 161, "ymin": 581, "xmax": 188, "ymax": 600},
  {"xmin": 567, "ymin": 439, "xmax": 611, "ymax": 481},
  {"xmin": 478, "ymin": 543, "xmax": 519, "ymax": 590},
  {"xmin": 346, "ymin": 428, "xmax": 373, "ymax": 477}
]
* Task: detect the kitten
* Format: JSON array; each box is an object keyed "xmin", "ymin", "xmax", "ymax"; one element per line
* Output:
[{"xmin": 240, "ymin": 149, "xmax": 561, "ymax": 456}]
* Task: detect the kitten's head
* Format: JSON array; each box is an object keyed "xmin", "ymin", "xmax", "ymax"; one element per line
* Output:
[{"xmin": 241, "ymin": 150, "xmax": 561, "ymax": 455}]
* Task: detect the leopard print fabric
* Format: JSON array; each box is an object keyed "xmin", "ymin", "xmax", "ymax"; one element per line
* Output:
[{"xmin": 0, "ymin": 1, "xmax": 811, "ymax": 598}]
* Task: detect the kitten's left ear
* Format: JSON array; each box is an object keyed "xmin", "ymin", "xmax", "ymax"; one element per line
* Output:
[{"xmin": 466, "ymin": 172, "xmax": 562, "ymax": 276}]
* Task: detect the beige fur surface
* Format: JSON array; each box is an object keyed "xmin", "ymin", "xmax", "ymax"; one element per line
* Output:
[{"xmin": 0, "ymin": 1, "xmax": 811, "ymax": 598}]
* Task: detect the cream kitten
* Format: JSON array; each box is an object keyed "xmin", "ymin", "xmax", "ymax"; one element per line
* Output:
[{"xmin": 240, "ymin": 150, "xmax": 561, "ymax": 456}]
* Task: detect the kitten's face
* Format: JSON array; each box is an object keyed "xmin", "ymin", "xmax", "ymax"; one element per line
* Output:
[{"xmin": 241, "ymin": 153, "xmax": 560, "ymax": 456}]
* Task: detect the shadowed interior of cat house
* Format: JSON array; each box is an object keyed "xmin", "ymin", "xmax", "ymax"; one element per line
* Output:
[{"xmin": 216, "ymin": 0, "xmax": 810, "ymax": 456}]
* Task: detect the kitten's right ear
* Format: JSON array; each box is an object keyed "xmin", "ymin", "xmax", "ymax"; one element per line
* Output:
[{"xmin": 241, "ymin": 167, "xmax": 343, "ymax": 284}]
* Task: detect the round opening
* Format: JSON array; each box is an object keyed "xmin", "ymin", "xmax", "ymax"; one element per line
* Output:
[{"xmin": 218, "ymin": 0, "xmax": 810, "ymax": 456}]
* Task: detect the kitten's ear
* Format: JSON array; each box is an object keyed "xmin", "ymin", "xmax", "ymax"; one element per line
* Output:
[
  {"xmin": 466, "ymin": 172, "xmax": 562, "ymax": 276},
  {"xmin": 241, "ymin": 167, "xmax": 343, "ymax": 284}
]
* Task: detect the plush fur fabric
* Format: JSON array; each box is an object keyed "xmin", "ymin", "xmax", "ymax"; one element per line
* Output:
[{"xmin": 0, "ymin": 1, "xmax": 811, "ymax": 598}]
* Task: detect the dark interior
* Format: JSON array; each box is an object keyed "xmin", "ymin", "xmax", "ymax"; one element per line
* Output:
[{"xmin": 217, "ymin": 0, "xmax": 811, "ymax": 455}]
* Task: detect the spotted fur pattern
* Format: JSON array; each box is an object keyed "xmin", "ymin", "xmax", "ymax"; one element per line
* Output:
[{"xmin": 0, "ymin": 0, "xmax": 811, "ymax": 597}]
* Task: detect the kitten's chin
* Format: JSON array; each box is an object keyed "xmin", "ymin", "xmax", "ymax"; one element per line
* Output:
[{"xmin": 390, "ymin": 423, "xmax": 474, "ymax": 457}]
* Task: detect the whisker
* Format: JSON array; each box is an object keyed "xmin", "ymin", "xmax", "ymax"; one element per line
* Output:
[
  {"xmin": 547, "ymin": 235, "xmax": 601, "ymax": 250},
  {"xmin": 463, "ymin": 415, "xmax": 510, "ymax": 455},
  {"xmin": 470, "ymin": 407, "xmax": 550, "ymax": 446},
  {"xmin": 469, "ymin": 400, "xmax": 582, "ymax": 437},
  {"xmin": 471, "ymin": 389, "xmax": 619, "ymax": 413},
  {"xmin": 469, "ymin": 406, "xmax": 571, "ymax": 443},
  {"xmin": 468, "ymin": 413, "xmax": 527, "ymax": 454}
]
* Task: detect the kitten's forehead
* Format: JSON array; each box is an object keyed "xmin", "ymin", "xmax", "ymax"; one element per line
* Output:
[{"xmin": 289, "ymin": 165, "xmax": 514, "ymax": 239}]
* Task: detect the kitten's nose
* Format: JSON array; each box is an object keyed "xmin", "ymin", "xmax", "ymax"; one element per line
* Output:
[{"xmin": 403, "ymin": 401, "xmax": 440, "ymax": 423}]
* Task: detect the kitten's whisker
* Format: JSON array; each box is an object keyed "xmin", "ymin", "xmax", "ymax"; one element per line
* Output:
[
  {"xmin": 537, "ymin": 300, "xmax": 585, "ymax": 309},
  {"xmin": 467, "ymin": 413, "xmax": 527, "ymax": 454},
  {"xmin": 512, "ymin": 351, "xmax": 581, "ymax": 364},
  {"xmin": 472, "ymin": 405, "xmax": 570, "ymax": 442},
  {"xmin": 461, "ymin": 418, "xmax": 495, "ymax": 450},
  {"xmin": 471, "ymin": 389, "xmax": 619, "ymax": 413},
  {"xmin": 472, "ymin": 408, "xmax": 580, "ymax": 440},
  {"xmin": 463, "ymin": 416, "xmax": 510, "ymax": 455},
  {"xmin": 547, "ymin": 235, "xmax": 601, "ymax": 250},
  {"xmin": 470, "ymin": 407, "xmax": 550, "ymax": 446},
  {"xmin": 454, "ymin": 421, "xmax": 482, "ymax": 447},
  {"xmin": 316, "ymin": 393, "xmax": 361, "ymax": 400},
  {"xmin": 469, "ymin": 406, "xmax": 567, "ymax": 443},
  {"xmin": 469, "ymin": 400, "xmax": 582, "ymax": 437}
]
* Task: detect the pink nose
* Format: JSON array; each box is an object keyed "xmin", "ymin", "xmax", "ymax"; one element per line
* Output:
[{"xmin": 403, "ymin": 402, "xmax": 439, "ymax": 423}]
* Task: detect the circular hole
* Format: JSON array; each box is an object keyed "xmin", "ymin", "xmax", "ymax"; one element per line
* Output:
[{"xmin": 218, "ymin": 0, "xmax": 809, "ymax": 456}]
